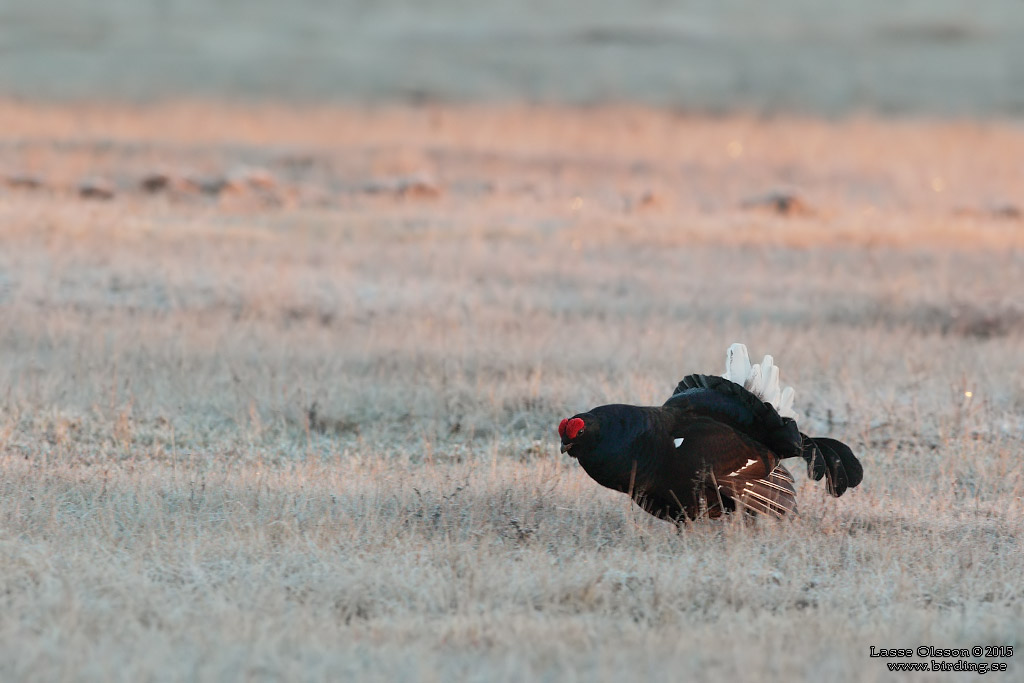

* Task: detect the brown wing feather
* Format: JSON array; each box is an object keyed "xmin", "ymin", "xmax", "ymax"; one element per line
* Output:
[
  {"xmin": 709, "ymin": 445, "xmax": 797, "ymax": 518},
  {"xmin": 724, "ymin": 464, "xmax": 797, "ymax": 517},
  {"xmin": 660, "ymin": 417, "xmax": 799, "ymax": 520}
]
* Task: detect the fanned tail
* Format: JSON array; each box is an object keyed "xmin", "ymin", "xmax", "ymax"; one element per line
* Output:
[
  {"xmin": 723, "ymin": 343, "xmax": 864, "ymax": 498},
  {"xmin": 723, "ymin": 343, "xmax": 798, "ymax": 419}
]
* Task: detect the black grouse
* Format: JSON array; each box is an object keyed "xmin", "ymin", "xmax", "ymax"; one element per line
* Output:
[{"xmin": 558, "ymin": 343, "xmax": 863, "ymax": 521}]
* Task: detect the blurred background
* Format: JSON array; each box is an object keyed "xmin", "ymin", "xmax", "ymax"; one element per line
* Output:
[{"xmin": 4, "ymin": 0, "xmax": 1024, "ymax": 114}]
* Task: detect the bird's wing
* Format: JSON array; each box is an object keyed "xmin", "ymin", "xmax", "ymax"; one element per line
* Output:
[
  {"xmin": 717, "ymin": 460, "xmax": 797, "ymax": 518},
  {"xmin": 669, "ymin": 418, "xmax": 797, "ymax": 518},
  {"xmin": 664, "ymin": 374, "xmax": 802, "ymax": 460}
]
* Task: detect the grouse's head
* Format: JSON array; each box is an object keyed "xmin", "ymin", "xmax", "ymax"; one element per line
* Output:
[{"xmin": 558, "ymin": 414, "xmax": 598, "ymax": 458}]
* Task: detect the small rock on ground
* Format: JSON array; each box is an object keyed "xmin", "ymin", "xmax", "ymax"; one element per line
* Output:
[
  {"xmin": 78, "ymin": 177, "xmax": 116, "ymax": 200},
  {"xmin": 741, "ymin": 191, "xmax": 814, "ymax": 216}
]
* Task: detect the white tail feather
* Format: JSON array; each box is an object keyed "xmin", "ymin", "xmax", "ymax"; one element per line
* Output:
[
  {"xmin": 762, "ymin": 364, "xmax": 781, "ymax": 406},
  {"xmin": 722, "ymin": 343, "xmax": 798, "ymax": 420},
  {"xmin": 724, "ymin": 343, "xmax": 751, "ymax": 385},
  {"xmin": 760, "ymin": 355, "xmax": 774, "ymax": 388},
  {"xmin": 746, "ymin": 363, "xmax": 763, "ymax": 396},
  {"xmin": 779, "ymin": 386, "xmax": 795, "ymax": 417}
]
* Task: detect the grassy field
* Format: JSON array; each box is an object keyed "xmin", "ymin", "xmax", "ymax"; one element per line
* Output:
[{"xmin": 1, "ymin": 103, "xmax": 1022, "ymax": 681}]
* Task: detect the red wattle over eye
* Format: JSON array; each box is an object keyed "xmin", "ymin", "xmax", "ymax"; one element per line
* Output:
[
  {"xmin": 566, "ymin": 417, "xmax": 585, "ymax": 440},
  {"xmin": 558, "ymin": 419, "xmax": 568, "ymax": 438}
]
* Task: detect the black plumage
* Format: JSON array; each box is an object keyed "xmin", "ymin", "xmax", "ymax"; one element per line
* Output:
[{"xmin": 558, "ymin": 372, "xmax": 863, "ymax": 522}]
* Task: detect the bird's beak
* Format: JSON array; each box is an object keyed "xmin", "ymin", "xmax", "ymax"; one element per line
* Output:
[{"xmin": 560, "ymin": 443, "xmax": 573, "ymax": 454}]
